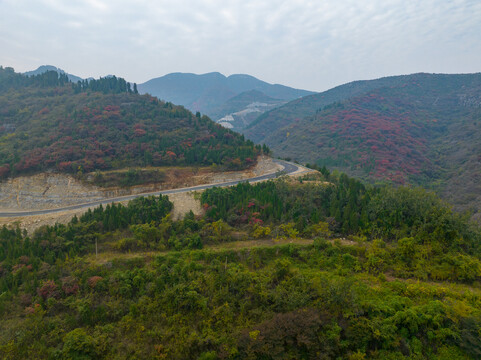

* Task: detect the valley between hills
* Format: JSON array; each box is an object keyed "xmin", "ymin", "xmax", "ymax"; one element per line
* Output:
[{"xmin": 1, "ymin": 67, "xmax": 481, "ymax": 359}]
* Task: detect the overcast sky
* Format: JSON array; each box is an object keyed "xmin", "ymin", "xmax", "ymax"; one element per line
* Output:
[{"xmin": 1, "ymin": 0, "xmax": 480, "ymax": 91}]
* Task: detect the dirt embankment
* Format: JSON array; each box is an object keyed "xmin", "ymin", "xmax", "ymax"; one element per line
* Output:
[
  {"xmin": 0, "ymin": 156, "xmax": 281, "ymax": 212},
  {"xmin": 0, "ymin": 191, "xmax": 204, "ymax": 234},
  {"xmin": 0, "ymin": 156, "xmax": 283, "ymax": 233}
]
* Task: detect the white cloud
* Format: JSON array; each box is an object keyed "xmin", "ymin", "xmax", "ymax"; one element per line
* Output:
[{"xmin": 0, "ymin": 0, "xmax": 480, "ymax": 90}]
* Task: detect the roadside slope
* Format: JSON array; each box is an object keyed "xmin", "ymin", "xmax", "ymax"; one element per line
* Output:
[{"xmin": 0, "ymin": 159, "xmax": 311, "ymax": 232}]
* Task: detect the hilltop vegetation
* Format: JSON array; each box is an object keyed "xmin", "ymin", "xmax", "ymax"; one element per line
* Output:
[
  {"xmin": 0, "ymin": 67, "xmax": 262, "ymax": 180},
  {"xmin": 1, "ymin": 172, "xmax": 481, "ymax": 359},
  {"xmin": 23, "ymin": 65, "xmax": 84, "ymax": 83},
  {"xmin": 245, "ymin": 73, "xmax": 481, "ymax": 219}
]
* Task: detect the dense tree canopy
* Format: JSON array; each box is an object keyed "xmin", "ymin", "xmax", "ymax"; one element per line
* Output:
[{"xmin": 1, "ymin": 172, "xmax": 481, "ymax": 358}]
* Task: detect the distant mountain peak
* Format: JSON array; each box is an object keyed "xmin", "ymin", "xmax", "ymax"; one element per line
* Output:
[
  {"xmin": 31, "ymin": 65, "xmax": 64, "ymax": 72},
  {"xmin": 23, "ymin": 65, "xmax": 83, "ymax": 83},
  {"xmin": 227, "ymin": 74, "xmax": 256, "ymax": 79}
]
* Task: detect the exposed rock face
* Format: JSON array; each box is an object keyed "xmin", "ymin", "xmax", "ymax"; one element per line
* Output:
[
  {"xmin": 0, "ymin": 157, "xmax": 295, "ymax": 233},
  {"xmin": 0, "ymin": 156, "xmax": 283, "ymax": 211},
  {"xmin": 0, "ymin": 173, "xmax": 106, "ymax": 210},
  {"xmin": 0, "ymin": 173, "xmax": 171, "ymax": 211}
]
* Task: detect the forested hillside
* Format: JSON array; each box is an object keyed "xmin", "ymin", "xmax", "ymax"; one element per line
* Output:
[
  {"xmin": 245, "ymin": 73, "xmax": 481, "ymax": 219},
  {"xmin": 1, "ymin": 172, "xmax": 481, "ymax": 359},
  {"xmin": 0, "ymin": 67, "xmax": 262, "ymax": 179},
  {"xmin": 245, "ymin": 74, "xmax": 410, "ymax": 144},
  {"xmin": 2, "ymin": 66, "xmax": 481, "ymax": 359}
]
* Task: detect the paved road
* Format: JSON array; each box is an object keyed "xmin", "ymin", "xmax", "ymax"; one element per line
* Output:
[{"xmin": 0, "ymin": 160, "xmax": 305, "ymax": 218}]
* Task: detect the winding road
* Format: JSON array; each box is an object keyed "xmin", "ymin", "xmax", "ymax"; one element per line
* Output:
[{"xmin": 0, "ymin": 160, "xmax": 305, "ymax": 218}]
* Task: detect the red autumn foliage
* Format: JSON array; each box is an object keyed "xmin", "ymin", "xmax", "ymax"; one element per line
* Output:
[
  {"xmin": 57, "ymin": 161, "xmax": 73, "ymax": 171},
  {"xmin": 62, "ymin": 277, "xmax": 80, "ymax": 296},
  {"xmin": 87, "ymin": 276, "xmax": 103, "ymax": 289},
  {"xmin": 0, "ymin": 164, "xmax": 10, "ymax": 178},
  {"xmin": 0, "ymin": 82, "xmax": 260, "ymax": 177},
  {"xmin": 37, "ymin": 280, "xmax": 58, "ymax": 300},
  {"xmin": 24, "ymin": 303, "xmax": 42, "ymax": 315},
  {"xmin": 134, "ymin": 128, "xmax": 147, "ymax": 136}
]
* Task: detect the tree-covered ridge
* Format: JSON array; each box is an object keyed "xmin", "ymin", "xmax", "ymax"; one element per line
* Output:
[
  {"xmin": 72, "ymin": 76, "xmax": 139, "ymax": 95},
  {"xmin": 0, "ymin": 66, "xmax": 138, "ymax": 95},
  {"xmin": 0, "ymin": 67, "xmax": 261, "ymax": 179},
  {"xmin": 1, "ymin": 173, "xmax": 481, "ymax": 358},
  {"xmin": 0, "ymin": 66, "xmax": 71, "ymax": 91},
  {"xmin": 201, "ymin": 172, "xmax": 481, "ymax": 256}
]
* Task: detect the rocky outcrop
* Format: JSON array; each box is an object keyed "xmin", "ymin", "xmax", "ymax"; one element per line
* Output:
[{"xmin": 0, "ymin": 173, "xmax": 107, "ymax": 210}]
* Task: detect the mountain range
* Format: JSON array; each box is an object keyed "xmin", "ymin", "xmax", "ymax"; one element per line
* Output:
[
  {"xmin": 2, "ymin": 66, "xmax": 481, "ymax": 360},
  {"xmin": 137, "ymin": 72, "xmax": 314, "ymax": 126},
  {"xmin": 16, "ymin": 66, "xmax": 481, "ymax": 220},
  {"xmin": 24, "ymin": 66, "xmax": 315, "ymax": 130}
]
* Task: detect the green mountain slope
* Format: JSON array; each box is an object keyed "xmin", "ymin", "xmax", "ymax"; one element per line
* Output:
[
  {"xmin": 0, "ymin": 67, "xmax": 261, "ymax": 179},
  {"xmin": 1, "ymin": 173, "xmax": 481, "ymax": 359},
  {"xmin": 245, "ymin": 73, "xmax": 481, "ymax": 219}
]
